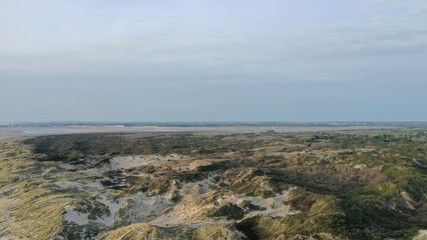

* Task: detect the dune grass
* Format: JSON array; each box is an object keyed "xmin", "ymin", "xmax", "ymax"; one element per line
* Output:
[{"xmin": 0, "ymin": 139, "xmax": 76, "ymax": 240}]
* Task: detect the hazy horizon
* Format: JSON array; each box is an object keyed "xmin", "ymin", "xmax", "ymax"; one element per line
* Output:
[
  {"xmin": 2, "ymin": 121, "xmax": 427, "ymax": 126},
  {"xmin": 1, "ymin": 0, "xmax": 427, "ymax": 122}
]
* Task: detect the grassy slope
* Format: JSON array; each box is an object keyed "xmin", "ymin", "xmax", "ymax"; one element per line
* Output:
[{"xmin": 0, "ymin": 139, "xmax": 77, "ymax": 240}]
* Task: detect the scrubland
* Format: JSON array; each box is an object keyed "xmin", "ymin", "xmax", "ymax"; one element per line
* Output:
[{"xmin": 1, "ymin": 130, "xmax": 427, "ymax": 239}]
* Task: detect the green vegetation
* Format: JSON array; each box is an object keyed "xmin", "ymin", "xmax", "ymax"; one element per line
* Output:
[
  {"xmin": 1, "ymin": 129, "xmax": 426, "ymax": 239},
  {"xmin": 208, "ymin": 203, "xmax": 245, "ymax": 220}
]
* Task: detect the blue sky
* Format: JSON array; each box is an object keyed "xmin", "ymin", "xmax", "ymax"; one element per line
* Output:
[{"xmin": 1, "ymin": 0, "xmax": 426, "ymax": 122}]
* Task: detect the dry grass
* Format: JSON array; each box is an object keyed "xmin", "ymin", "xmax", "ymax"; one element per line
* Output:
[
  {"xmin": 0, "ymin": 139, "xmax": 76, "ymax": 240},
  {"xmin": 98, "ymin": 223, "xmax": 170, "ymax": 240}
]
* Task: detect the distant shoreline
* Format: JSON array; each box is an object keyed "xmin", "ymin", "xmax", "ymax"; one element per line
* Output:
[
  {"xmin": 1, "ymin": 123, "xmax": 422, "ymax": 139},
  {"xmin": 1, "ymin": 121, "xmax": 427, "ymax": 127}
]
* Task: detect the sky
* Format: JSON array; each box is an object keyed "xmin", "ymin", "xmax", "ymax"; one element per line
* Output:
[{"xmin": 1, "ymin": 0, "xmax": 426, "ymax": 122}]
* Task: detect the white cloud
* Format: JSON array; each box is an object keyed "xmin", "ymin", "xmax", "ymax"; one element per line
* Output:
[{"xmin": 0, "ymin": 0, "xmax": 426, "ymax": 84}]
